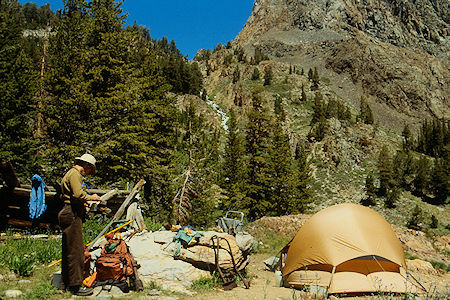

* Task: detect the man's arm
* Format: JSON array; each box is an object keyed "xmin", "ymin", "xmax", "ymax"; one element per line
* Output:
[{"xmin": 69, "ymin": 172, "xmax": 92, "ymax": 204}]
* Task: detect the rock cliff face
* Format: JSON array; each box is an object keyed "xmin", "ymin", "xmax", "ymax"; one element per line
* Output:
[{"xmin": 236, "ymin": 0, "xmax": 449, "ymax": 119}]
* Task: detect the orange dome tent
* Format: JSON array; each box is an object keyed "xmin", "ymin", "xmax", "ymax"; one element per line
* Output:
[{"xmin": 281, "ymin": 203, "xmax": 419, "ymax": 294}]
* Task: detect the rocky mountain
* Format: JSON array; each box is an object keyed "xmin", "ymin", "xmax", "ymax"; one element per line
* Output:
[{"xmin": 235, "ymin": 0, "xmax": 449, "ymax": 123}]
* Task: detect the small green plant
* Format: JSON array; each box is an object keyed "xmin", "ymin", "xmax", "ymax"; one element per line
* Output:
[
  {"xmin": 146, "ymin": 280, "xmax": 162, "ymax": 291},
  {"xmin": 191, "ymin": 275, "xmax": 220, "ymax": 291},
  {"xmin": 25, "ymin": 282, "xmax": 57, "ymax": 299},
  {"xmin": 144, "ymin": 217, "xmax": 163, "ymax": 231},
  {"xmin": 8, "ymin": 255, "xmax": 35, "ymax": 276}
]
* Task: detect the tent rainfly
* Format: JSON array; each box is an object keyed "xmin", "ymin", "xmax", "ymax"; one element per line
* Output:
[{"xmin": 281, "ymin": 203, "xmax": 419, "ymax": 294}]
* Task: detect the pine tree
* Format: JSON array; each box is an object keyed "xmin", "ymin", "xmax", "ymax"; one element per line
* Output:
[
  {"xmin": 268, "ymin": 117, "xmax": 292, "ymax": 215},
  {"xmin": 310, "ymin": 91, "xmax": 325, "ymax": 125},
  {"xmin": 251, "ymin": 67, "xmax": 260, "ymax": 80},
  {"xmin": 253, "ymin": 47, "xmax": 265, "ymax": 65},
  {"xmin": 326, "ymin": 99, "xmax": 339, "ymax": 119},
  {"xmin": 307, "ymin": 68, "xmax": 313, "ymax": 81},
  {"xmin": 385, "ymin": 186, "xmax": 399, "ymax": 208},
  {"xmin": 430, "ymin": 214, "xmax": 438, "ymax": 228},
  {"xmin": 311, "ymin": 67, "xmax": 319, "ymax": 90},
  {"xmin": 232, "ymin": 65, "xmax": 240, "ymax": 84},
  {"xmin": 431, "ymin": 158, "xmax": 449, "ymax": 204},
  {"xmin": 44, "ymin": 0, "xmax": 175, "ymax": 188},
  {"xmin": 431, "ymin": 118, "xmax": 444, "ymax": 157},
  {"xmin": 223, "ymin": 53, "xmax": 232, "ymax": 66},
  {"xmin": 309, "ymin": 116, "xmax": 328, "ymax": 142},
  {"xmin": 201, "ymin": 88, "xmax": 207, "ymax": 101},
  {"xmin": 222, "ymin": 109, "xmax": 247, "ymax": 211},
  {"xmin": 187, "ymin": 61, "xmax": 203, "ymax": 95},
  {"xmin": 263, "ymin": 66, "xmax": 273, "ymax": 86},
  {"xmin": 402, "ymin": 124, "xmax": 413, "ymax": 151},
  {"xmin": 344, "ymin": 107, "xmax": 352, "ymax": 122},
  {"xmin": 361, "ymin": 174, "xmax": 377, "ymax": 206},
  {"xmin": 412, "ymin": 156, "xmax": 430, "ymax": 198},
  {"xmin": 393, "ymin": 150, "xmax": 414, "ymax": 189},
  {"xmin": 244, "ymin": 87, "xmax": 272, "ymax": 220},
  {"xmin": 274, "ymin": 94, "xmax": 285, "ymax": 119},
  {"xmin": 301, "ymin": 85, "xmax": 307, "ymax": 102},
  {"xmin": 359, "ymin": 97, "xmax": 374, "ymax": 124},
  {"xmin": 406, "ymin": 204, "xmax": 422, "ymax": 230},
  {"xmin": 234, "ymin": 46, "xmax": 245, "ymax": 62},
  {"xmin": 377, "ymin": 146, "xmax": 394, "ymax": 197},
  {"xmin": 82, "ymin": 0, "xmax": 149, "ymax": 183},
  {"xmin": 289, "ymin": 142, "xmax": 312, "ymax": 213}
]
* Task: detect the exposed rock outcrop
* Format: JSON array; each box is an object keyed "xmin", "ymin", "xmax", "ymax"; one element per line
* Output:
[{"xmin": 235, "ymin": 0, "xmax": 449, "ymax": 120}]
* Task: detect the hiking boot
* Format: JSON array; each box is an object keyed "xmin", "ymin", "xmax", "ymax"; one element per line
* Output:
[{"xmin": 68, "ymin": 286, "xmax": 94, "ymax": 296}]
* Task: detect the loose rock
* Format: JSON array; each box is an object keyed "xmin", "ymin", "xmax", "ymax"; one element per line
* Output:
[
  {"xmin": 4, "ymin": 290, "xmax": 23, "ymax": 298},
  {"xmin": 19, "ymin": 280, "xmax": 31, "ymax": 284},
  {"xmin": 7, "ymin": 274, "xmax": 17, "ymax": 280}
]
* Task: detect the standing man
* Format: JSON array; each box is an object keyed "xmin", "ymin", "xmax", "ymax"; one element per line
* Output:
[{"xmin": 58, "ymin": 153, "xmax": 100, "ymax": 296}]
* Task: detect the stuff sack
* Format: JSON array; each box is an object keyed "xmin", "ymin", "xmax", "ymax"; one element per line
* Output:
[{"xmin": 95, "ymin": 238, "xmax": 140, "ymax": 291}]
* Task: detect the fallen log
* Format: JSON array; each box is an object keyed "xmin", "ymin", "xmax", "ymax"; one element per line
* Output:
[{"xmin": 0, "ymin": 184, "xmax": 129, "ymax": 229}]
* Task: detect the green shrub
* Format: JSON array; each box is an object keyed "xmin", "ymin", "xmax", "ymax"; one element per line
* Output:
[
  {"xmin": 83, "ymin": 216, "xmax": 110, "ymax": 243},
  {"xmin": 191, "ymin": 275, "xmax": 220, "ymax": 291},
  {"xmin": 253, "ymin": 231, "xmax": 291, "ymax": 254},
  {"xmin": 0, "ymin": 238, "xmax": 61, "ymax": 271},
  {"xmin": 25, "ymin": 283, "xmax": 57, "ymax": 299},
  {"xmin": 428, "ymin": 260, "xmax": 450, "ymax": 273},
  {"xmin": 430, "ymin": 214, "xmax": 438, "ymax": 229},
  {"xmin": 8, "ymin": 255, "xmax": 35, "ymax": 276},
  {"xmin": 34, "ymin": 239, "xmax": 61, "ymax": 263},
  {"xmin": 144, "ymin": 217, "xmax": 163, "ymax": 231}
]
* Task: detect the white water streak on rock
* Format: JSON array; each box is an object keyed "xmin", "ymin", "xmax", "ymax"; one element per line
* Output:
[{"xmin": 206, "ymin": 96, "xmax": 229, "ymax": 133}]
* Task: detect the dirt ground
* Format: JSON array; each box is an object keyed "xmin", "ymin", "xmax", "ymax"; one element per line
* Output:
[{"xmin": 185, "ymin": 253, "xmax": 296, "ymax": 300}]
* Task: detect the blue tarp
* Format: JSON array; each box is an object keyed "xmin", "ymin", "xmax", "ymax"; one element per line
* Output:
[{"xmin": 29, "ymin": 174, "xmax": 47, "ymax": 220}]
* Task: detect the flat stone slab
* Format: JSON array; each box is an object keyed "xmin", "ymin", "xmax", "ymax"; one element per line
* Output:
[{"xmin": 127, "ymin": 231, "xmax": 209, "ymax": 294}]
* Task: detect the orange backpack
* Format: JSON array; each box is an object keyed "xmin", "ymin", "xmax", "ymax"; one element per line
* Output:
[{"xmin": 96, "ymin": 238, "xmax": 135, "ymax": 282}]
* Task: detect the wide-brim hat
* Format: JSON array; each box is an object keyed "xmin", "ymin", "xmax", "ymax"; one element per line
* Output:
[{"xmin": 75, "ymin": 153, "xmax": 96, "ymax": 171}]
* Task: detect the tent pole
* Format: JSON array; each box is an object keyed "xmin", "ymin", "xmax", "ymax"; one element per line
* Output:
[{"xmin": 327, "ymin": 266, "xmax": 336, "ymax": 292}]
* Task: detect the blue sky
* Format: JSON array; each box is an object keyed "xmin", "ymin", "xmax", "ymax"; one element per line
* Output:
[{"xmin": 19, "ymin": 0, "xmax": 254, "ymax": 59}]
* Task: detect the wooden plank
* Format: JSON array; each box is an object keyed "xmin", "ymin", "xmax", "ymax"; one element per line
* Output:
[
  {"xmin": 13, "ymin": 187, "xmax": 57, "ymax": 197},
  {"xmin": 7, "ymin": 206, "xmax": 21, "ymax": 210},
  {"xmin": 2, "ymin": 185, "xmax": 129, "ymax": 198},
  {"xmin": 7, "ymin": 219, "xmax": 58, "ymax": 229}
]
